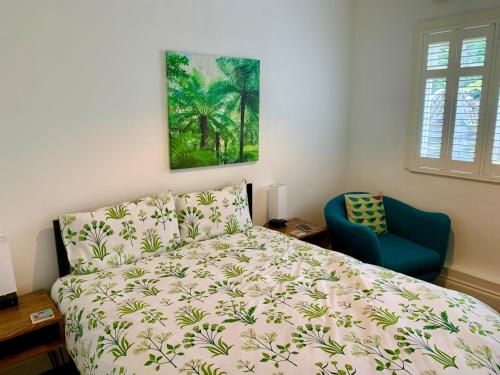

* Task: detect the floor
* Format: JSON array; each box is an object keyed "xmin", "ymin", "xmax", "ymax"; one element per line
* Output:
[
  {"xmin": 0, "ymin": 352, "xmax": 77, "ymax": 375},
  {"xmin": 0, "ymin": 356, "xmax": 52, "ymax": 375}
]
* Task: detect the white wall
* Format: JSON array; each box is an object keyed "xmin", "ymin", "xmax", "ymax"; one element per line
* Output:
[
  {"xmin": 0, "ymin": 0, "xmax": 355, "ymax": 293},
  {"xmin": 348, "ymin": 0, "xmax": 500, "ymax": 284}
]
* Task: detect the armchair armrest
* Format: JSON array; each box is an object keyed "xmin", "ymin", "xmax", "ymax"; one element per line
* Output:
[
  {"xmin": 383, "ymin": 196, "xmax": 451, "ymax": 266},
  {"xmin": 324, "ymin": 199, "xmax": 383, "ymax": 265}
]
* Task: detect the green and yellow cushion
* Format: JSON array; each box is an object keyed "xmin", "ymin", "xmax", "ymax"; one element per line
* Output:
[{"xmin": 345, "ymin": 193, "xmax": 387, "ymax": 235}]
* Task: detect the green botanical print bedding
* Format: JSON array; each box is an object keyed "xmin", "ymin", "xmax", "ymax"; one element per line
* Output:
[
  {"xmin": 174, "ymin": 181, "xmax": 252, "ymax": 243},
  {"xmin": 59, "ymin": 192, "xmax": 180, "ymax": 275},
  {"xmin": 51, "ymin": 227, "xmax": 500, "ymax": 375}
]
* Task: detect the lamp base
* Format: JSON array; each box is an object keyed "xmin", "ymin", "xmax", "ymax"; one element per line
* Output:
[
  {"xmin": 268, "ymin": 219, "xmax": 287, "ymax": 228},
  {"xmin": 0, "ymin": 291, "xmax": 18, "ymax": 310}
]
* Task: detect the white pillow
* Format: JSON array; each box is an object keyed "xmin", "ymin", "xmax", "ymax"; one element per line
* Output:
[
  {"xmin": 59, "ymin": 191, "xmax": 180, "ymax": 274},
  {"xmin": 175, "ymin": 181, "xmax": 252, "ymax": 243}
]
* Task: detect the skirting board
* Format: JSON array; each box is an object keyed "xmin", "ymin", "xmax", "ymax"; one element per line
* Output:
[{"xmin": 434, "ymin": 267, "xmax": 499, "ymax": 312}]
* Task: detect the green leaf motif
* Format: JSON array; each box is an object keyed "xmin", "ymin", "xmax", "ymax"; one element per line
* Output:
[
  {"xmin": 183, "ymin": 324, "xmax": 233, "ymax": 357},
  {"xmin": 97, "ymin": 321, "xmax": 133, "ymax": 361},
  {"xmin": 179, "ymin": 207, "xmax": 204, "ymax": 239},
  {"xmin": 425, "ymin": 345, "xmax": 458, "ymax": 369},
  {"xmin": 376, "ymin": 280, "xmax": 420, "ymax": 301},
  {"xmin": 241, "ymin": 329, "xmax": 298, "ymax": 367},
  {"xmin": 455, "ymin": 338, "xmax": 497, "ymax": 373},
  {"xmin": 216, "ymin": 300, "xmax": 257, "ymax": 325},
  {"xmin": 65, "ymin": 305, "xmax": 84, "ymax": 342},
  {"xmin": 124, "ymin": 278, "xmax": 160, "ymax": 296},
  {"xmin": 364, "ymin": 306, "xmax": 400, "ymax": 330},
  {"xmin": 118, "ymin": 299, "xmax": 147, "ymax": 317},
  {"xmin": 175, "ymin": 306, "xmax": 209, "ymax": 328},
  {"xmin": 209, "ymin": 206, "xmax": 222, "ymax": 227},
  {"xmin": 221, "ymin": 263, "xmax": 245, "ymax": 278},
  {"xmin": 292, "ymin": 324, "xmax": 345, "ymax": 357},
  {"xmin": 134, "ymin": 328, "xmax": 184, "ymax": 369},
  {"xmin": 141, "ymin": 228, "xmax": 163, "ymax": 254},
  {"xmin": 155, "ymin": 262, "xmax": 189, "ymax": 278},
  {"xmin": 287, "ymin": 281, "xmax": 327, "ymax": 300},
  {"xmin": 146, "ymin": 194, "xmax": 175, "ymax": 230},
  {"xmin": 208, "ymin": 280, "xmax": 244, "ymax": 298},
  {"xmin": 197, "ymin": 191, "xmax": 217, "ymax": 205},
  {"xmin": 224, "ymin": 214, "xmax": 240, "ymax": 234},
  {"xmin": 105, "ymin": 204, "xmax": 130, "ymax": 220},
  {"xmin": 119, "ymin": 220, "xmax": 137, "ymax": 245},
  {"xmin": 394, "ymin": 327, "xmax": 457, "ymax": 369},
  {"xmin": 318, "ymin": 337, "xmax": 346, "ymax": 357},
  {"xmin": 401, "ymin": 304, "xmax": 459, "ymax": 333},
  {"xmin": 79, "ymin": 220, "xmax": 113, "ymax": 261},
  {"xmin": 58, "ymin": 277, "xmax": 84, "ymax": 303},
  {"xmin": 180, "ymin": 360, "xmax": 227, "ymax": 375},
  {"xmin": 236, "ymin": 360, "xmax": 256, "ymax": 373},
  {"xmin": 315, "ymin": 361, "xmax": 356, "ymax": 375},
  {"xmin": 123, "ymin": 267, "xmax": 147, "ymax": 279},
  {"xmin": 296, "ymin": 302, "xmax": 329, "ymax": 321}
]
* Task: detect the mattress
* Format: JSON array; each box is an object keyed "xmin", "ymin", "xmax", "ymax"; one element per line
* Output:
[{"xmin": 51, "ymin": 226, "xmax": 500, "ymax": 374}]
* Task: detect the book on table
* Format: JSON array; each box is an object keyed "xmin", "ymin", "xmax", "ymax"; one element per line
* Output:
[{"xmin": 30, "ymin": 308, "xmax": 54, "ymax": 324}]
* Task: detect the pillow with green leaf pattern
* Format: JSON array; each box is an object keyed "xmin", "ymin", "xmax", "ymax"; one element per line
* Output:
[
  {"xmin": 175, "ymin": 180, "xmax": 252, "ymax": 243},
  {"xmin": 59, "ymin": 191, "xmax": 180, "ymax": 275},
  {"xmin": 344, "ymin": 193, "xmax": 387, "ymax": 235}
]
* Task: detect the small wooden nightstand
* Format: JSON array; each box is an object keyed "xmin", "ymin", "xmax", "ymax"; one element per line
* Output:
[
  {"xmin": 264, "ymin": 218, "xmax": 331, "ymax": 248},
  {"xmin": 0, "ymin": 291, "xmax": 65, "ymax": 370}
]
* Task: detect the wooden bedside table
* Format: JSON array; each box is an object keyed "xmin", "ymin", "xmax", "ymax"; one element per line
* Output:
[
  {"xmin": 0, "ymin": 291, "xmax": 65, "ymax": 371},
  {"xmin": 264, "ymin": 218, "xmax": 331, "ymax": 248}
]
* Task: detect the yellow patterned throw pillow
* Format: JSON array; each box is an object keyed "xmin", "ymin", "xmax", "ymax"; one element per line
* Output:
[{"xmin": 345, "ymin": 193, "xmax": 387, "ymax": 235}]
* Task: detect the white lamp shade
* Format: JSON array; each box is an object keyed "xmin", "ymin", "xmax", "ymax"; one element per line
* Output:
[
  {"xmin": 0, "ymin": 237, "xmax": 17, "ymax": 296},
  {"xmin": 267, "ymin": 184, "xmax": 287, "ymax": 220}
]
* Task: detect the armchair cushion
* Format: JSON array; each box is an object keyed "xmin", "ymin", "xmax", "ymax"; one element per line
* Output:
[
  {"xmin": 383, "ymin": 196, "xmax": 450, "ymax": 269},
  {"xmin": 345, "ymin": 193, "xmax": 387, "ymax": 235},
  {"xmin": 378, "ymin": 233, "xmax": 441, "ymax": 276}
]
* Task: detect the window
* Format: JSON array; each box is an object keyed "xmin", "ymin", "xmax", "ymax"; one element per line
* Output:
[{"xmin": 408, "ymin": 10, "xmax": 500, "ymax": 182}]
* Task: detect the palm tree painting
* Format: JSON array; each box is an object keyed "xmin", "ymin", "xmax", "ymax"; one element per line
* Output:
[{"xmin": 166, "ymin": 51, "xmax": 260, "ymax": 169}]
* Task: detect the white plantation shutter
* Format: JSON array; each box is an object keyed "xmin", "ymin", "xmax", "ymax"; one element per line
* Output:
[
  {"xmin": 460, "ymin": 36, "xmax": 487, "ymax": 67},
  {"xmin": 485, "ymin": 85, "xmax": 500, "ymax": 178},
  {"xmin": 415, "ymin": 32, "xmax": 455, "ymax": 170},
  {"xmin": 447, "ymin": 25, "xmax": 493, "ymax": 173},
  {"xmin": 411, "ymin": 19, "xmax": 500, "ymax": 182},
  {"xmin": 492, "ymin": 90, "xmax": 500, "ymax": 165},
  {"xmin": 450, "ymin": 75, "xmax": 483, "ymax": 163},
  {"xmin": 420, "ymin": 77, "xmax": 447, "ymax": 159},
  {"xmin": 427, "ymin": 41, "xmax": 450, "ymax": 70}
]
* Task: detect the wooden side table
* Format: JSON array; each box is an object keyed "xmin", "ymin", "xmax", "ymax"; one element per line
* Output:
[
  {"xmin": 0, "ymin": 291, "xmax": 65, "ymax": 370},
  {"xmin": 264, "ymin": 218, "xmax": 331, "ymax": 248}
]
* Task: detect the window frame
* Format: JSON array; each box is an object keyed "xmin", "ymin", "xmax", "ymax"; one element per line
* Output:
[
  {"xmin": 484, "ymin": 22, "xmax": 500, "ymax": 178},
  {"xmin": 406, "ymin": 8, "xmax": 500, "ymax": 183}
]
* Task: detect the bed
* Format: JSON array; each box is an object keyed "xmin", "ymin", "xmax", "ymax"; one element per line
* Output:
[{"xmin": 50, "ymin": 185, "xmax": 499, "ymax": 375}]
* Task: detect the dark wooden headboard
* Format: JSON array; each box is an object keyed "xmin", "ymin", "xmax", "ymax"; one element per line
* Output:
[{"xmin": 53, "ymin": 183, "xmax": 253, "ymax": 277}]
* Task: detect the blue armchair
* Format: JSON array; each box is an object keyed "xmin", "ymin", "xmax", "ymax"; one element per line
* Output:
[{"xmin": 324, "ymin": 193, "xmax": 451, "ymax": 282}]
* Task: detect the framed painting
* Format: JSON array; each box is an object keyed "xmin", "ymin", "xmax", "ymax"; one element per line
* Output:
[{"xmin": 166, "ymin": 51, "xmax": 260, "ymax": 169}]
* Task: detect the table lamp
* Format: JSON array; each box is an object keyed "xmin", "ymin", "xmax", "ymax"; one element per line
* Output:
[
  {"xmin": 267, "ymin": 183, "xmax": 287, "ymax": 228},
  {"xmin": 0, "ymin": 237, "xmax": 18, "ymax": 309}
]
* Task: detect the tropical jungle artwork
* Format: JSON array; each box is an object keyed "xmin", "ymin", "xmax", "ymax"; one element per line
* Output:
[{"xmin": 166, "ymin": 51, "xmax": 260, "ymax": 169}]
